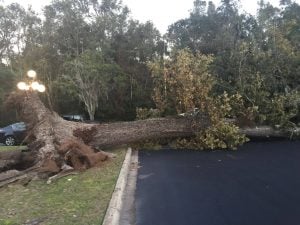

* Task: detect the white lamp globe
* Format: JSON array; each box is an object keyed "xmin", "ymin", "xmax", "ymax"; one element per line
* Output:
[
  {"xmin": 27, "ymin": 70, "xmax": 37, "ymax": 78},
  {"xmin": 37, "ymin": 84, "xmax": 46, "ymax": 93},
  {"xmin": 17, "ymin": 82, "xmax": 27, "ymax": 90},
  {"xmin": 31, "ymin": 81, "xmax": 40, "ymax": 90}
]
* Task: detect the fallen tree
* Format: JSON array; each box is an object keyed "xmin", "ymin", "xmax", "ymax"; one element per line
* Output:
[
  {"xmin": 1, "ymin": 91, "xmax": 299, "ymax": 183},
  {"xmin": 1, "ymin": 91, "xmax": 210, "ymax": 178}
]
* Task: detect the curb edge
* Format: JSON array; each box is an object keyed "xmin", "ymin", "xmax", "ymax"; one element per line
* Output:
[{"xmin": 102, "ymin": 147, "xmax": 132, "ymax": 225}]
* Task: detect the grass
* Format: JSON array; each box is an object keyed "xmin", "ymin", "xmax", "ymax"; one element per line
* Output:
[
  {"xmin": 0, "ymin": 148, "xmax": 126, "ymax": 225},
  {"xmin": 0, "ymin": 145, "xmax": 28, "ymax": 152}
]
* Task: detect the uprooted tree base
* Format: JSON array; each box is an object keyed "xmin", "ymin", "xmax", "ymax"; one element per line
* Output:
[{"xmin": 0, "ymin": 92, "xmax": 118, "ymax": 183}]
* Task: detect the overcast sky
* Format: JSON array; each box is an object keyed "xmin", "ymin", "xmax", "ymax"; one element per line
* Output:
[{"xmin": 3, "ymin": 0, "xmax": 300, "ymax": 33}]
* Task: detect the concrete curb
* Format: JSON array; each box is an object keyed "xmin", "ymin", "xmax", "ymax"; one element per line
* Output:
[
  {"xmin": 102, "ymin": 147, "xmax": 132, "ymax": 225},
  {"xmin": 119, "ymin": 150, "xmax": 139, "ymax": 225}
]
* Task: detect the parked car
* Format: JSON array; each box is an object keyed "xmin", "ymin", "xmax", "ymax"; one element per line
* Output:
[
  {"xmin": 62, "ymin": 114, "xmax": 85, "ymax": 122},
  {"xmin": 0, "ymin": 122, "xmax": 27, "ymax": 146}
]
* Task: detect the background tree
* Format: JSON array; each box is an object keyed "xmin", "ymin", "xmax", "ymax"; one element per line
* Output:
[
  {"xmin": 63, "ymin": 50, "xmax": 122, "ymax": 120},
  {"xmin": 0, "ymin": 65, "xmax": 16, "ymax": 125}
]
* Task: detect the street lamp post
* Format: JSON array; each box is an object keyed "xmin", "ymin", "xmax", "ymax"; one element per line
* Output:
[{"xmin": 17, "ymin": 70, "xmax": 46, "ymax": 93}]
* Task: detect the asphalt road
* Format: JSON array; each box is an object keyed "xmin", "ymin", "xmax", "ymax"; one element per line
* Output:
[{"xmin": 135, "ymin": 141, "xmax": 300, "ymax": 225}]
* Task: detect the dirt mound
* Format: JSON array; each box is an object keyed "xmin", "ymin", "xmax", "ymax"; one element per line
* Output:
[{"xmin": 58, "ymin": 140, "xmax": 108, "ymax": 170}]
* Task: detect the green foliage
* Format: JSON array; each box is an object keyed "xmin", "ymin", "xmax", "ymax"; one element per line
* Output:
[
  {"xmin": 198, "ymin": 122, "xmax": 248, "ymax": 150},
  {"xmin": 225, "ymin": 92, "xmax": 259, "ymax": 126},
  {"xmin": 177, "ymin": 122, "xmax": 248, "ymax": 150},
  {"xmin": 63, "ymin": 50, "xmax": 124, "ymax": 120},
  {"xmin": 150, "ymin": 50, "xmax": 248, "ymax": 150},
  {"xmin": 265, "ymin": 91, "xmax": 300, "ymax": 128},
  {"xmin": 51, "ymin": 78, "xmax": 83, "ymax": 114},
  {"xmin": 190, "ymin": 92, "xmax": 249, "ymax": 150},
  {"xmin": 149, "ymin": 49, "xmax": 214, "ymax": 115},
  {"xmin": 0, "ymin": 66, "xmax": 17, "ymax": 126},
  {"xmin": 0, "ymin": 66, "xmax": 15, "ymax": 102},
  {"xmin": 224, "ymin": 73, "xmax": 300, "ymax": 128}
]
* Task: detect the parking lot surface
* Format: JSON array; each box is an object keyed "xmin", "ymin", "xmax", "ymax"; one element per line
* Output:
[{"xmin": 136, "ymin": 141, "xmax": 300, "ymax": 225}]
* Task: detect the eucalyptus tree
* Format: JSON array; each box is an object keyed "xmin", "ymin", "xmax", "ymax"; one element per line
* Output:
[{"xmin": 63, "ymin": 50, "xmax": 123, "ymax": 121}]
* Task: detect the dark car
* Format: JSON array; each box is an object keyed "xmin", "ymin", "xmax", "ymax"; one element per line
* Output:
[
  {"xmin": 62, "ymin": 114, "xmax": 85, "ymax": 122},
  {"xmin": 0, "ymin": 122, "xmax": 27, "ymax": 146}
]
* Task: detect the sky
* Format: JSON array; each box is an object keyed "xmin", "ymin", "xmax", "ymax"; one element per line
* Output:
[{"xmin": 3, "ymin": 0, "xmax": 300, "ymax": 33}]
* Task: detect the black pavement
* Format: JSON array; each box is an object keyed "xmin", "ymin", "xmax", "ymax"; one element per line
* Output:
[{"xmin": 135, "ymin": 141, "xmax": 300, "ymax": 225}]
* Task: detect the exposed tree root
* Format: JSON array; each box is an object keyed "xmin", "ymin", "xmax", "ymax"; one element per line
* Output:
[{"xmin": 58, "ymin": 140, "xmax": 110, "ymax": 170}]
